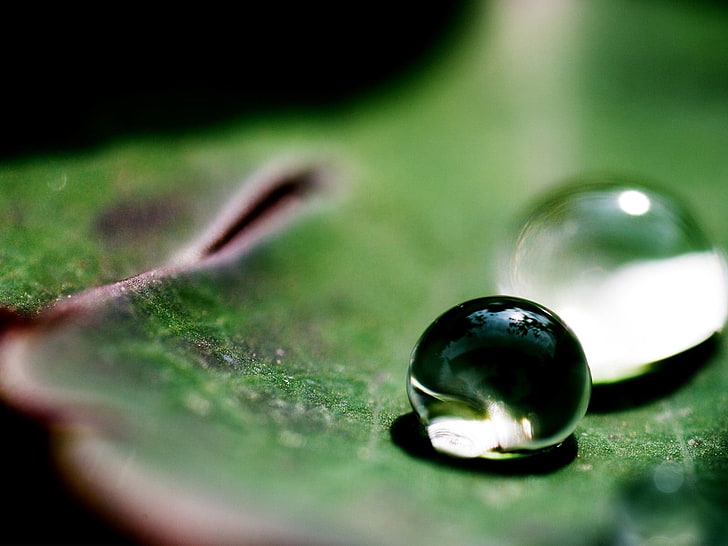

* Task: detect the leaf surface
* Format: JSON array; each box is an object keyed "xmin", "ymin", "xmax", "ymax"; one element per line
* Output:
[{"xmin": 2, "ymin": 2, "xmax": 728, "ymax": 544}]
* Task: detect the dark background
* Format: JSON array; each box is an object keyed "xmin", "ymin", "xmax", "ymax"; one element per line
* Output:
[
  {"xmin": 1, "ymin": 3, "xmax": 470, "ymax": 160},
  {"xmin": 0, "ymin": 3, "xmax": 469, "ymax": 544}
]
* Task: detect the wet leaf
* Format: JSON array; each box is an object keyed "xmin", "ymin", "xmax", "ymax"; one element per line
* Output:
[{"xmin": 2, "ymin": 1, "xmax": 728, "ymax": 544}]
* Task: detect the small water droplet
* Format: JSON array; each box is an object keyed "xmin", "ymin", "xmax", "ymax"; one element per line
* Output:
[
  {"xmin": 611, "ymin": 465, "xmax": 728, "ymax": 545},
  {"xmin": 653, "ymin": 462, "xmax": 684, "ymax": 494},
  {"xmin": 183, "ymin": 392, "xmax": 212, "ymax": 417},
  {"xmin": 47, "ymin": 173, "xmax": 68, "ymax": 191},
  {"xmin": 407, "ymin": 296, "xmax": 591, "ymax": 459},
  {"xmin": 221, "ymin": 353, "xmax": 235, "ymax": 365},
  {"xmin": 498, "ymin": 178, "xmax": 728, "ymax": 383},
  {"xmin": 278, "ymin": 430, "xmax": 305, "ymax": 448}
]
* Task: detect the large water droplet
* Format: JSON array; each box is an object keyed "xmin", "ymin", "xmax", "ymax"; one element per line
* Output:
[
  {"xmin": 498, "ymin": 179, "xmax": 728, "ymax": 384},
  {"xmin": 407, "ymin": 296, "xmax": 591, "ymax": 459}
]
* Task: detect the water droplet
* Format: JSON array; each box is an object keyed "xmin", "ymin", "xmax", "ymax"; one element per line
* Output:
[
  {"xmin": 47, "ymin": 173, "xmax": 68, "ymax": 191},
  {"xmin": 653, "ymin": 462, "xmax": 684, "ymax": 494},
  {"xmin": 498, "ymin": 179, "xmax": 728, "ymax": 383},
  {"xmin": 610, "ymin": 465, "xmax": 728, "ymax": 545},
  {"xmin": 407, "ymin": 296, "xmax": 591, "ymax": 459}
]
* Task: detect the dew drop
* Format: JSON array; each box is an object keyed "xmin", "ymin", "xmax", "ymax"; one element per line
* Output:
[
  {"xmin": 407, "ymin": 296, "xmax": 591, "ymax": 459},
  {"xmin": 498, "ymin": 179, "xmax": 728, "ymax": 383},
  {"xmin": 47, "ymin": 173, "xmax": 68, "ymax": 191},
  {"xmin": 653, "ymin": 462, "xmax": 684, "ymax": 494},
  {"xmin": 611, "ymin": 466, "xmax": 727, "ymax": 545}
]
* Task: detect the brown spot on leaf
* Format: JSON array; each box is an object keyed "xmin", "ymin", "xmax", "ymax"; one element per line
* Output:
[
  {"xmin": 0, "ymin": 307, "xmax": 35, "ymax": 336},
  {"xmin": 94, "ymin": 196, "xmax": 188, "ymax": 247}
]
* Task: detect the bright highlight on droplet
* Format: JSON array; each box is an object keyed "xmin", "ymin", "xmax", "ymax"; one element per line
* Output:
[
  {"xmin": 498, "ymin": 179, "xmax": 728, "ymax": 383},
  {"xmin": 618, "ymin": 189, "xmax": 650, "ymax": 216},
  {"xmin": 407, "ymin": 296, "xmax": 591, "ymax": 459}
]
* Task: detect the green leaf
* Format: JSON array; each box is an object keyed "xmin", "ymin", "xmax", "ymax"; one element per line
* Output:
[{"xmin": 3, "ymin": 1, "xmax": 728, "ymax": 544}]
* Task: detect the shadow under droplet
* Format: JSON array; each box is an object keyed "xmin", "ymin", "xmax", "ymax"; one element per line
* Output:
[
  {"xmin": 588, "ymin": 335, "xmax": 720, "ymax": 413},
  {"xmin": 390, "ymin": 412, "xmax": 577, "ymax": 475}
]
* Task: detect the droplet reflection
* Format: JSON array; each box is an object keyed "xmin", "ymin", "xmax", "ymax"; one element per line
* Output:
[
  {"xmin": 499, "ymin": 179, "xmax": 728, "ymax": 383},
  {"xmin": 617, "ymin": 189, "xmax": 650, "ymax": 216},
  {"xmin": 407, "ymin": 296, "xmax": 591, "ymax": 459}
]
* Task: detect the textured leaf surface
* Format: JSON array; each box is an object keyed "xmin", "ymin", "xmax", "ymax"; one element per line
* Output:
[{"xmin": 2, "ymin": 2, "xmax": 728, "ymax": 544}]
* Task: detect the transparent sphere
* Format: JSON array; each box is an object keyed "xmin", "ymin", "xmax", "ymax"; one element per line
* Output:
[
  {"xmin": 498, "ymin": 179, "xmax": 728, "ymax": 383},
  {"xmin": 407, "ymin": 296, "xmax": 591, "ymax": 459}
]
